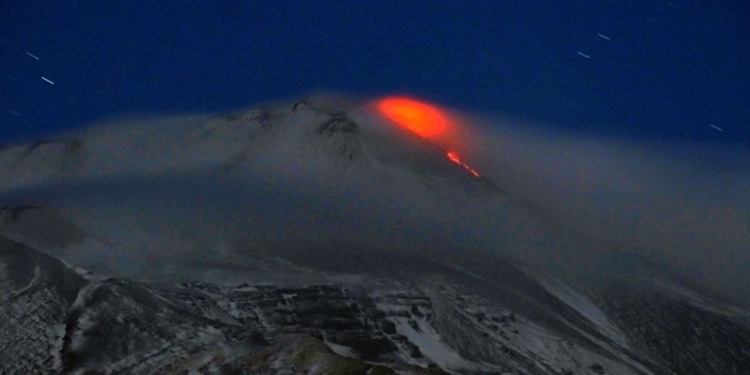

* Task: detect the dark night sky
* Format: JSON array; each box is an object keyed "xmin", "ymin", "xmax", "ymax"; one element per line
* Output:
[{"xmin": 1, "ymin": 0, "xmax": 749, "ymax": 145}]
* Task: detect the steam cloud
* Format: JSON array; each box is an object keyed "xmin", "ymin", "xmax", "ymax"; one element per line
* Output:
[{"xmin": 0, "ymin": 94, "xmax": 747, "ymax": 306}]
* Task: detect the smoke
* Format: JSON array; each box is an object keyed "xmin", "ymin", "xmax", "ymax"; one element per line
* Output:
[
  {"xmin": 0, "ymin": 94, "xmax": 748, "ymax": 306},
  {"xmin": 458, "ymin": 111, "xmax": 750, "ymax": 304}
]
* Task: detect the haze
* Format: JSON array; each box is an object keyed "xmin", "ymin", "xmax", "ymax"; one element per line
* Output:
[{"xmin": 0, "ymin": 94, "xmax": 747, "ymax": 307}]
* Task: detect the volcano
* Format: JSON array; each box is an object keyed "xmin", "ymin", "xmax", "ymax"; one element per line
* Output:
[{"xmin": 1, "ymin": 95, "xmax": 748, "ymax": 375}]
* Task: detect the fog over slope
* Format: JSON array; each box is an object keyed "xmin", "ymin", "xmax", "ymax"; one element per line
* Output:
[
  {"xmin": 459, "ymin": 110, "xmax": 750, "ymax": 305},
  {"xmin": 0, "ymin": 94, "xmax": 747, "ymax": 306}
]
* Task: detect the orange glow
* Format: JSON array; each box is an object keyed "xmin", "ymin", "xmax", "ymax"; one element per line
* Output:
[
  {"xmin": 446, "ymin": 151, "xmax": 481, "ymax": 178},
  {"xmin": 375, "ymin": 96, "xmax": 450, "ymax": 139},
  {"xmin": 373, "ymin": 96, "xmax": 478, "ymax": 178},
  {"xmin": 446, "ymin": 151, "xmax": 461, "ymax": 164}
]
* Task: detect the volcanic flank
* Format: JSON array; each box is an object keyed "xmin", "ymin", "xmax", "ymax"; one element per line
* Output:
[
  {"xmin": 1, "ymin": 94, "xmax": 749, "ymax": 375},
  {"xmin": 0, "ymin": 95, "xmax": 512, "ymax": 281},
  {"xmin": 0, "ymin": 94, "xmax": 745, "ymax": 291}
]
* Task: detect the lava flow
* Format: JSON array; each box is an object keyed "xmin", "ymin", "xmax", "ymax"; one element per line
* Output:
[
  {"xmin": 447, "ymin": 151, "xmax": 481, "ymax": 178},
  {"xmin": 375, "ymin": 96, "xmax": 481, "ymax": 178}
]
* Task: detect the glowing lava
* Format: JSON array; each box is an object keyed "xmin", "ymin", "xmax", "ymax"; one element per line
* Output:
[
  {"xmin": 447, "ymin": 151, "xmax": 481, "ymax": 178},
  {"xmin": 374, "ymin": 95, "xmax": 481, "ymax": 179},
  {"xmin": 375, "ymin": 96, "xmax": 450, "ymax": 139}
]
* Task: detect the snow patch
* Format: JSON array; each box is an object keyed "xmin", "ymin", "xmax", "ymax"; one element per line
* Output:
[
  {"xmin": 71, "ymin": 311, "xmax": 98, "ymax": 350},
  {"xmin": 10, "ymin": 266, "xmax": 40, "ymax": 297},
  {"xmin": 524, "ymin": 268, "xmax": 629, "ymax": 348},
  {"xmin": 324, "ymin": 340, "xmax": 358, "ymax": 358},
  {"xmin": 388, "ymin": 316, "xmax": 470, "ymax": 370},
  {"xmin": 50, "ymin": 323, "xmax": 66, "ymax": 371},
  {"xmin": 197, "ymin": 326, "xmax": 225, "ymax": 345},
  {"xmin": 647, "ymin": 277, "xmax": 750, "ymax": 320},
  {"xmin": 71, "ymin": 281, "xmax": 98, "ymax": 310}
]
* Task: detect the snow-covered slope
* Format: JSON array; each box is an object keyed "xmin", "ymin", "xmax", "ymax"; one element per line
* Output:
[
  {"xmin": 1, "ymin": 95, "xmax": 748, "ymax": 374},
  {"xmin": 0, "ymin": 97, "xmax": 520, "ymax": 280},
  {"xmin": 3, "ymin": 236, "xmax": 748, "ymax": 374}
]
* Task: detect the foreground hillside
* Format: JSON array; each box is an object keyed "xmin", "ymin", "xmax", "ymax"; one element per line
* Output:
[{"xmin": 3, "ymin": 236, "xmax": 749, "ymax": 375}]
